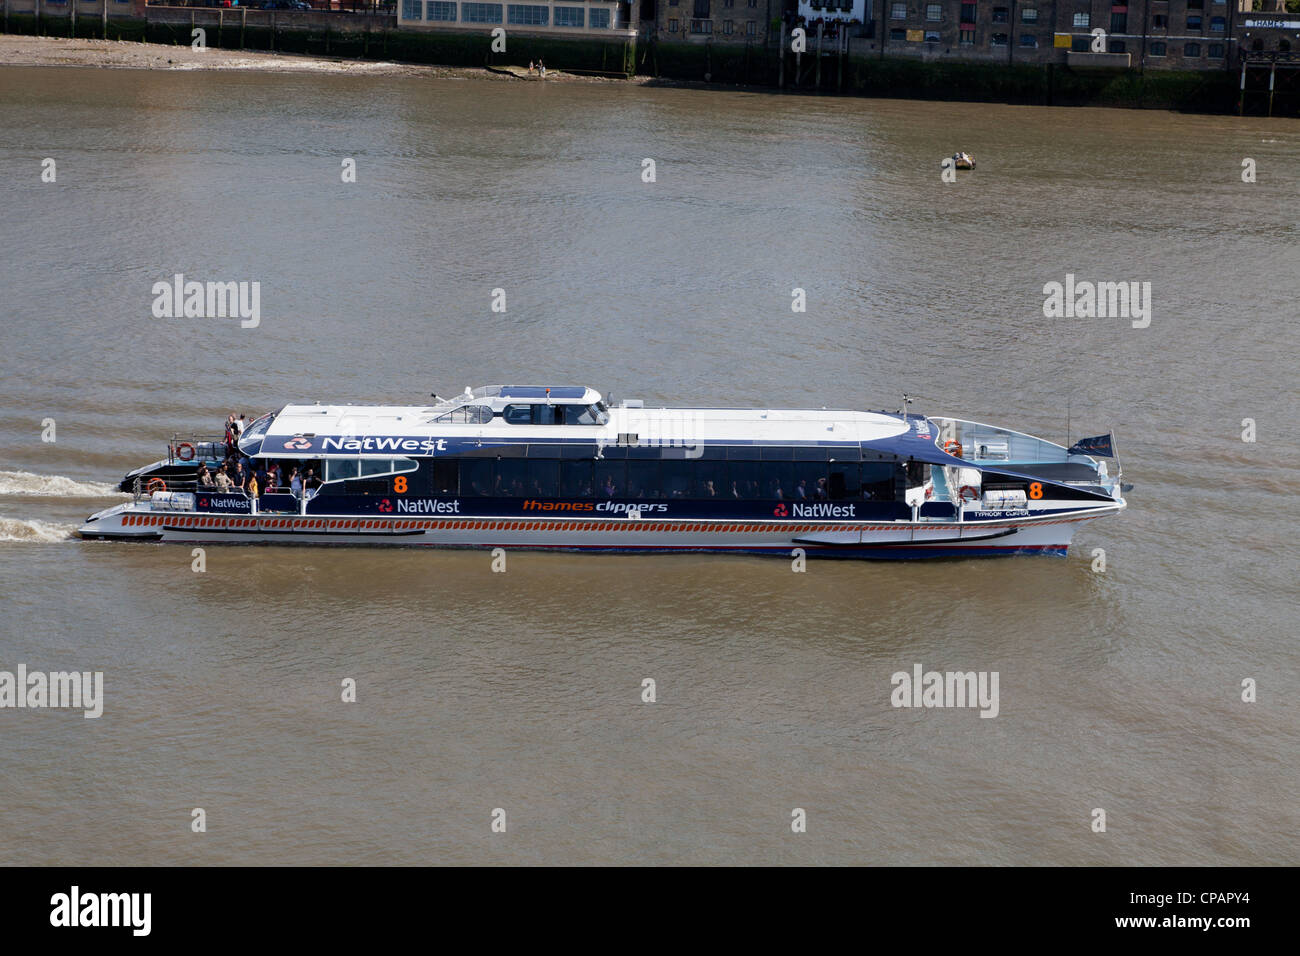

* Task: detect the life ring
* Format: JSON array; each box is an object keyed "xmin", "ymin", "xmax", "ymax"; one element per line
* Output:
[
  {"xmin": 958, "ymin": 485, "xmax": 979, "ymax": 502},
  {"xmin": 943, "ymin": 440, "xmax": 964, "ymax": 458},
  {"xmin": 146, "ymin": 477, "xmax": 167, "ymax": 494},
  {"xmin": 176, "ymin": 442, "xmax": 196, "ymax": 462}
]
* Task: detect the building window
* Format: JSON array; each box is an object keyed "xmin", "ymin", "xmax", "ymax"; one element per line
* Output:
[
  {"xmin": 1072, "ymin": 12, "xmax": 1089, "ymax": 27},
  {"xmin": 723, "ymin": 18, "xmax": 733, "ymax": 32},
  {"xmin": 590, "ymin": 6, "xmax": 611, "ymax": 26},
  {"xmin": 426, "ymin": 0, "xmax": 456, "ymax": 18},
  {"xmin": 1110, "ymin": 12, "xmax": 1126, "ymax": 31},
  {"xmin": 461, "ymin": 2, "xmax": 503, "ymax": 22},
  {"xmin": 960, "ymin": 1, "xmax": 976, "ymax": 23},
  {"xmin": 748, "ymin": 0, "xmax": 757, "ymax": 8},
  {"xmin": 1109, "ymin": 39, "xmax": 1125, "ymax": 52},
  {"xmin": 723, "ymin": 0, "xmax": 733, "ymax": 6},
  {"xmin": 991, "ymin": 31, "xmax": 1008, "ymax": 45},
  {"xmin": 1019, "ymin": 32, "xmax": 1037, "ymax": 46},
  {"xmin": 925, "ymin": 29, "xmax": 940, "ymax": 40},
  {"xmin": 507, "ymin": 3, "xmax": 547, "ymax": 24},
  {"xmin": 1187, "ymin": 0, "xmax": 1203, "ymax": 7},
  {"xmin": 890, "ymin": 2, "xmax": 906, "ymax": 18},
  {"xmin": 1020, "ymin": 6, "xmax": 1036, "ymax": 22},
  {"xmin": 1071, "ymin": 35, "xmax": 1090, "ymax": 50},
  {"xmin": 992, "ymin": 6, "xmax": 1007, "ymax": 22},
  {"xmin": 1149, "ymin": 40, "xmax": 1166, "ymax": 55},
  {"xmin": 669, "ymin": 16, "xmax": 679, "ymax": 29},
  {"xmin": 1208, "ymin": 43, "xmax": 1224, "ymax": 57},
  {"xmin": 959, "ymin": 27, "xmax": 974, "ymax": 43},
  {"xmin": 1152, "ymin": 13, "xmax": 1165, "ymax": 27},
  {"xmin": 926, "ymin": 3, "xmax": 941, "ymax": 20},
  {"xmin": 689, "ymin": 16, "xmax": 711, "ymax": 31},
  {"xmin": 1184, "ymin": 42, "xmax": 1201, "ymax": 56},
  {"xmin": 1209, "ymin": 16, "xmax": 1224, "ymax": 31},
  {"xmin": 693, "ymin": 0, "xmax": 708, "ymax": 16},
  {"xmin": 1186, "ymin": 15, "xmax": 1202, "ymax": 30},
  {"xmin": 402, "ymin": 0, "xmax": 420, "ymax": 18},
  {"xmin": 554, "ymin": 4, "xmax": 584, "ymax": 25},
  {"xmin": 889, "ymin": 27, "xmax": 906, "ymax": 39},
  {"xmin": 746, "ymin": 18, "xmax": 756, "ymax": 33}
]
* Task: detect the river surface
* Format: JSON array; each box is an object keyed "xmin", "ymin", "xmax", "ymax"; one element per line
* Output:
[{"xmin": 1, "ymin": 64, "xmax": 1297, "ymax": 865}]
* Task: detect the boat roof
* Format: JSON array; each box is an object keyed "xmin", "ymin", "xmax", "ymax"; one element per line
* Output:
[{"xmin": 247, "ymin": 384, "xmax": 954, "ymax": 461}]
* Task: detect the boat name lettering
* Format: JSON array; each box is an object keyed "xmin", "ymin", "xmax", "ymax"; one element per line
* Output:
[{"xmin": 972, "ymin": 509, "xmax": 1030, "ymax": 518}]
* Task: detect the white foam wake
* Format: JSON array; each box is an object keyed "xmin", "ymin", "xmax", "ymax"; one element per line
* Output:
[
  {"xmin": 0, "ymin": 470, "xmax": 125, "ymax": 498},
  {"xmin": 0, "ymin": 516, "xmax": 77, "ymax": 542}
]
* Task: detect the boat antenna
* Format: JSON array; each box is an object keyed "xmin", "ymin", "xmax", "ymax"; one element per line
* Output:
[
  {"xmin": 1066, "ymin": 395, "xmax": 1071, "ymax": 449},
  {"xmin": 897, "ymin": 393, "xmax": 913, "ymax": 417}
]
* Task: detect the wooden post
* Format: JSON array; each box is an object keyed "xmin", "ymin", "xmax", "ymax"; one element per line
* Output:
[
  {"xmin": 1267, "ymin": 59, "xmax": 1276, "ymax": 117},
  {"xmin": 70, "ymin": 0, "xmax": 76, "ymax": 38},
  {"xmin": 218, "ymin": 7, "xmax": 223, "ymax": 48},
  {"xmin": 1238, "ymin": 57, "xmax": 1246, "ymax": 115},
  {"xmin": 240, "ymin": 6, "xmax": 246, "ymax": 50},
  {"xmin": 101, "ymin": 0, "xmax": 106, "ymax": 39}
]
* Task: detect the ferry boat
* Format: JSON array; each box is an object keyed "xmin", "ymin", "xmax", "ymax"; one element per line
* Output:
[{"xmin": 79, "ymin": 386, "xmax": 1128, "ymax": 559}]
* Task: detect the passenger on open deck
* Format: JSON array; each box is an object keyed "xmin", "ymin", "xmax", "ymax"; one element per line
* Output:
[{"xmin": 214, "ymin": 467, "xmax": 233, "ymax": 492}]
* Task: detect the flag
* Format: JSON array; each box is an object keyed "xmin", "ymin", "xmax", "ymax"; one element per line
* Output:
[{"xmin": 1068, "ymin": 433, "xmax": 1115, "ymax": 457}]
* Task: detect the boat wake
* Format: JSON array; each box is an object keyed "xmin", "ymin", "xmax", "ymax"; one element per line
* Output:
[
  {"xmin": 0, "ymin": 470, "xmax": 126, "ymax": 498},
  {"xmin": 0, "ymin": 516, "xmax": 78, "ymax": 542}
]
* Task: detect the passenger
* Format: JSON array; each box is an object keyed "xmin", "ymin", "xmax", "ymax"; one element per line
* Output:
[
  {"xmin": 214, "ymin": 467, "xmax": 233, "ymax": 492},
  {"xmin": 795, "ymin": 478, "xmax": 808, "ymax": 500},
  {"xmin": 247, "ymin": 473, "xmax": 260, "ymax": 498},
  {"xmin": 232, "ymin": 461, "xmax": 247, "ymax": 490},
  {"xmin": 702, "ymin": 480, "xmax": 716, "ymax": 497},
  {"xmin": 730, "ymin": 481, "xmax": 741, "ymax": 498},
  {"xmin": 290, "ymin": 469, "xmax": 303, "ymax": 497},
  {"xmin": 602, "ymin": 474, "xmax": 617, "ymax": 497},
  {"xmin": 254, "ymin": 464, "xmax": 269, "ymax": 494},
  {"xmin": 266, "ymin": 463, "xmax": 280, "ymax": 492},
  {"xmin": 815, "ymin": 477, "xmax": 828, "ymax": 500},
  {"xmin": 304, "ymin": 468, "xmax": 321, "ymax": 497},
  {"xmin": 198, "ymin": 464, "xmax": 215, "ymax": 488}
]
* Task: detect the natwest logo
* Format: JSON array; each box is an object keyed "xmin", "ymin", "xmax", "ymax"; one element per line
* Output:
[
  {"xmin": 283, "ymin": 437, "xmax": 313, "ymax": 450},
  {"xmin": 773, "ymin": 503, "xmax": 789, "ymax": 517},
  {"xmin": 395, "ymin": 498, "xmax": 462, "ymax": 514},
  {"xmin": 793, "ymin": 502, "xmax": 857, "ymax": 518}
]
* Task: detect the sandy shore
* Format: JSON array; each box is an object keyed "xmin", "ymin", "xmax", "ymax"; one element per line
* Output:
[{"xmin": 0, "ymin": 34, "xmax": 639, "ymax": 81}]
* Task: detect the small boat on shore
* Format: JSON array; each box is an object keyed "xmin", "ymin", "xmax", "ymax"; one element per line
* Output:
[
  {"xmin": 953, "ymin": 152, "xmax": 976, "ymax": 170},
  {"xmin": 80, "ymin": 385, "xmax": 1127, "ymax": 560}
]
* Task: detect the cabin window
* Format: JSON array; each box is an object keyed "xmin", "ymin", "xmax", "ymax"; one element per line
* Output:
[
  {"xmin": 325, "ymin": 459, "xmax": 359, "ymax": 482},
  {"xmin": 461, "ymin": 459, "xmax": 494, "ymax": 496},
  {"xmin": 432, "ymin": 404, "xmax": 491, "ymax": 423},
  {"xmin": 445, "ymin": 456, "xmax": 924, "ymax": 502},
  {"xmin": 503, "ymin": 404, "xmax": 536, "ymax": 425},
  {"xmin": 559, "ymin": 461, "xmax": 593, "ymax": 496},
  {"xmin": 431, "ymin": 460, "xmax": 458, "ymax": 494},
  {"xmin": 594, "ymin": 461, "xmax": 626, "ymax": 497}
]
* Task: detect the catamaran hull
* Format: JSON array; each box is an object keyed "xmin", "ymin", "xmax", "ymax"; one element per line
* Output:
[{"xmin": 78, "ymin": 506, "xmax": 1117, "ymax": 559}]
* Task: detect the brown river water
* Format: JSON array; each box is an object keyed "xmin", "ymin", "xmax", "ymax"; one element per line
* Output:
[{"xmin": 0, "ymin": 64, "xmax": 1297, "ymax": 865}]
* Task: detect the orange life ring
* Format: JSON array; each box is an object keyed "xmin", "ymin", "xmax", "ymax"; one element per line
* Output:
[
  {"xmin": 958, "ymin": 485, "xmax": 979, "ymax": 502},
  {"xmin": 176, "ymin": 442, "xmax": 196, "ymax": 462},
  {"xmin": 146, "ymin": 477, "xmax": 167, "ymax": 494},
  {"xmin": 943, "ymin": 440, "xmax": 963, "ymax": 458}
]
